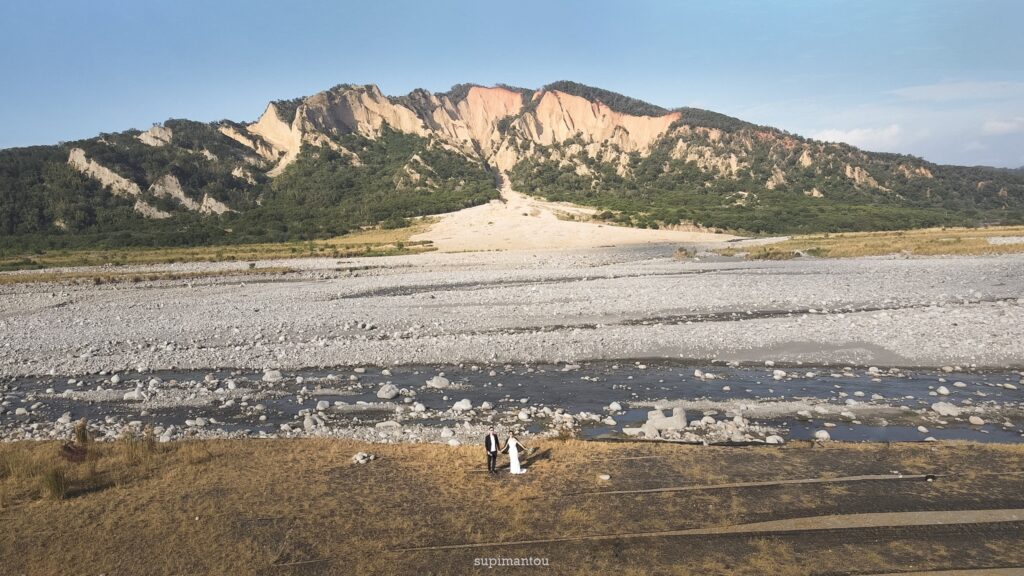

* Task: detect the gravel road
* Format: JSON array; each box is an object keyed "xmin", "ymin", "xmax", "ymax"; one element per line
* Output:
[{"xmin": 1, "ymin": 245, "xmax": 1022, "ymax": 376}]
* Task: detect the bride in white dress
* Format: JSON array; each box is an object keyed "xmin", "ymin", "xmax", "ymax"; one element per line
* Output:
[{"xmin": 504, "ymin": 434, "xmax": 527, "ymax": 474}]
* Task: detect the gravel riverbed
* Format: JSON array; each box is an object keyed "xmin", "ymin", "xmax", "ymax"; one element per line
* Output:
[
  {"xmin": 1, "ymin": 245, "xmax": 1021, "ymax": 376},
  {"xmin": 2, "ymin": 244, "xmax": 1023, "ymax": 444}
]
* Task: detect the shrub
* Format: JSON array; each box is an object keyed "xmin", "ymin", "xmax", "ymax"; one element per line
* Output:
[{"xmin": 40, "ymin": 468, "xmax": 68, "ymax": 500}]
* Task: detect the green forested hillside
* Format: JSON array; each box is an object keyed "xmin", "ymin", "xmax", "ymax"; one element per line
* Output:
[
  {"xmin": 542, "ymin": 81, "xmax": 669, "ymax": 116},
  {"xmin": 3, "ymin": 80, "xmax": 1024, "ymax": 252},
  {"xmin": 0, "ymin": 125, "xmax": 496, "ymax": 254},
  {"xmin": 509, "ymin": 118, "xmax": 1024, "ymax": 234},
  {"xmin": 234, "ymin": 129, "xmax": 497, "ymax": 242}
]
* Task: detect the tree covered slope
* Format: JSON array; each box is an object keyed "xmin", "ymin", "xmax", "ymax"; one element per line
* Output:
[{"xmin": 2, "ymin": 81, "xmax": 1023, "ymax": 252}]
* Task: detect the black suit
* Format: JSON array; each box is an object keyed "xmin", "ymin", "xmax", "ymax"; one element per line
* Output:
[{"xmin": 485, "ymin": 433, "xmax": 501, "ymax": 472}]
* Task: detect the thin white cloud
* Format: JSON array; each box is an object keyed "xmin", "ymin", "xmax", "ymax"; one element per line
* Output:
[
  {"xmin": 982, "ymin": 116, "xmax": 1024, "ymax": 135},
  {"xmin": 890, "ymin": 81, "xmax": 1024, "ymax": 102},
  {"xmin": 812, "ymin": 124, "xmax": 903, "ymax": 150}
]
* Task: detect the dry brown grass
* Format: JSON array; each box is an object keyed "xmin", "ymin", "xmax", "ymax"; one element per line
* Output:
[
  {"xmin": 0, "ymin": 265, "xmax": 296, "ymax": 286},
  {"xmin": 0, "ymin": 221, "xmax": 435, "ymax": 272},
  {"xmin": 0, "ymin": 439, "xmax": 1021, "ymax": 575},
  {"xmin": 721, "ymin": 225, "xmax": 1024, "ymax": 259}
]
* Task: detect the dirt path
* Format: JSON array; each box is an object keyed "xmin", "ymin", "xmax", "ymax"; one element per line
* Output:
[
  {"xmin": 411, "ymin": 174, "xmax": 739, "ymax": 252},
  {"xmin": 560, "ymin": 472, "xmax": 941, "ymax": 497},
  {"xmin": 396, "ymin": 508, "xmax": 1024, "ymax": 551},
  {"xmin": 864, "ymin": 565, "xmax": 1024, "ymax": 569}
]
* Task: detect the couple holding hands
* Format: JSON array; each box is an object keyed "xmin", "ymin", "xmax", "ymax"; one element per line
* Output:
[{"xmin": 484, "ymin": 428, "xmax": 528, "ymax": 475}]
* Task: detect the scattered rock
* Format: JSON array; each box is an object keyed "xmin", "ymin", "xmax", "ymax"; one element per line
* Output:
[
  {"xmin": 647, "ymin": 407, "xmax": 687, "ymax": 432},
  {"xmin": 351, "ymin": 452, "xmax": 375, "ymax": 464},
  {"xmin": 931, "ymin": 402, "xmax": 961, "ymax": 417},
  {"xmin": 123, "ymin": 390, "xmax": 145, "ymax": 402},
  {"xmin": 426, "ymin": 376, "xmax": 451, "ymax": 389},
  {"xmin": 377, "ymin": 384, "xmax": 400, "ymax": 400}
]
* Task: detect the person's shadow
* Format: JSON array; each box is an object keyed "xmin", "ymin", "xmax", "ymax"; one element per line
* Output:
[{"xmin": 520, "ymin": 448, "xmax": 552, "ymax": 468}]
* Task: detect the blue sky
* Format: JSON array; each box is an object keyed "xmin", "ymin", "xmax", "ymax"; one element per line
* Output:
[{"xmin": 2, "ymin": 0, "xmax": 1022, "ymax": 167}]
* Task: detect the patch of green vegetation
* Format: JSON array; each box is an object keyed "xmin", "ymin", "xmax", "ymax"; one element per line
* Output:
[
  {"xmin": 270, "ymin": 98, "xmax": 305, "ymax": 124},
  {"xmin": 542, "ymin": 81, "xmax": 668, "ymax": 116},
  {"xmin": 0, "ymin": 124, "xmax": 496, "ymax": 255},
  {"xmin": 514, "ymin": 158, "xmax": 1023, "ymax": 234},
  {"xmin": 252, "ymin": 127, "xmax": 496, "ymax": 240},
  {"xmin": 671, "ymin": 107, "xmax": 759, "ymax": 132},
  {"xmin": 439, "ymin": 83, "xmax": 481, "ymax": 104},
  {"xmin": 0, "ymin": 258, "xmax": 44, "ymax": 272},
  {"xmin": 509, "ymin": 118, "xmax": 1024, "ymax": 234}
]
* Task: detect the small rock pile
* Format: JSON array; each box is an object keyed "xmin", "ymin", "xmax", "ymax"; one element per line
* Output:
[
  {"xmin": 351, "ymin": 452, "xmax": 376, "ymax": 464},
  {"xmin": 623, "ymin": 407, "xmax": 780, "ymax": 444}
]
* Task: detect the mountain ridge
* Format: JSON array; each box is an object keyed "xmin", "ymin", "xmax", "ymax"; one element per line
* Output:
[{"xmin": 1, "ymin": 81, "xmax": 1022, "ymax": 252}]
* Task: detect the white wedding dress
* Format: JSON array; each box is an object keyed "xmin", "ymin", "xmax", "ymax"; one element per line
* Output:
[{"xmin": 507, "ymin": 438, "xmax": 526, "ymax": 474}]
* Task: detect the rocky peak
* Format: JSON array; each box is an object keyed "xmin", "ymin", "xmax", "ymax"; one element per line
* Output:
[{"xmin": 217, "ymin": 83, "xmax": 682, "ymax": 174}]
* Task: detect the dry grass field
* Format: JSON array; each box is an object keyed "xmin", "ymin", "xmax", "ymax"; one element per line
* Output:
[
  {"xmin": 0, "ymin": 265, "xmax": 297, "ymax": 286},
  {"xmin": 2, "ymin": 436, "xmax": 1022, "ymax": 575},
  {"xmin": 717, "ymin": 225, "xmax": 1024, "ymax": 260},
  {"xmin": 0, "ymin": 222, "xmax": 436, "ymax": 272}
]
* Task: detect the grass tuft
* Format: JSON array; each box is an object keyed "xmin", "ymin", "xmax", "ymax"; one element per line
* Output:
[{"xmin": 40, "ymin": 468, "xmax": 68, "ymax": 500}]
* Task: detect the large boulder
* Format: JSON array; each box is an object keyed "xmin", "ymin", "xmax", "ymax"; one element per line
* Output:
[
  {"xmin": 931, "ymin": 402, "xmax": 961, "ymax": 417},
  {"xmin": 426, "ymin": 376, "xmax": 451, "ymax": 389},
  {"xmin": 377, "ymin": 384, "xmax": 400, "ymax": 399},
  {"xmin": 647, "ymin": 407, "xmax": 686, "ymax": 431},
  {"xmin": 641, "ymin": 422, "xmax": 661, "ymax": 439},
  {"xmin": 123, "ymin": 389, "xmax": 146, "ymax": 402}
]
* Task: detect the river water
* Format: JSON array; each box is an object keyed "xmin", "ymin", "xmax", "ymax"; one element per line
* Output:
[{"xmin": 2, "ymin": 361, "xmax": 1021, "ymax": 443}]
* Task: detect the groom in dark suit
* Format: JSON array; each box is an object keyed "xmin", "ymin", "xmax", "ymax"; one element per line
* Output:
[{"xmin": 484, "ymin": 428, "xmax": 501, "ymax": 474}]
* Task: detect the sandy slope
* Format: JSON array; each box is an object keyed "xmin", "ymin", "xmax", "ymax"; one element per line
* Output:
[{"xmin": 411, "ymin": 176, "xmax": 738, "ymax": 252}]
